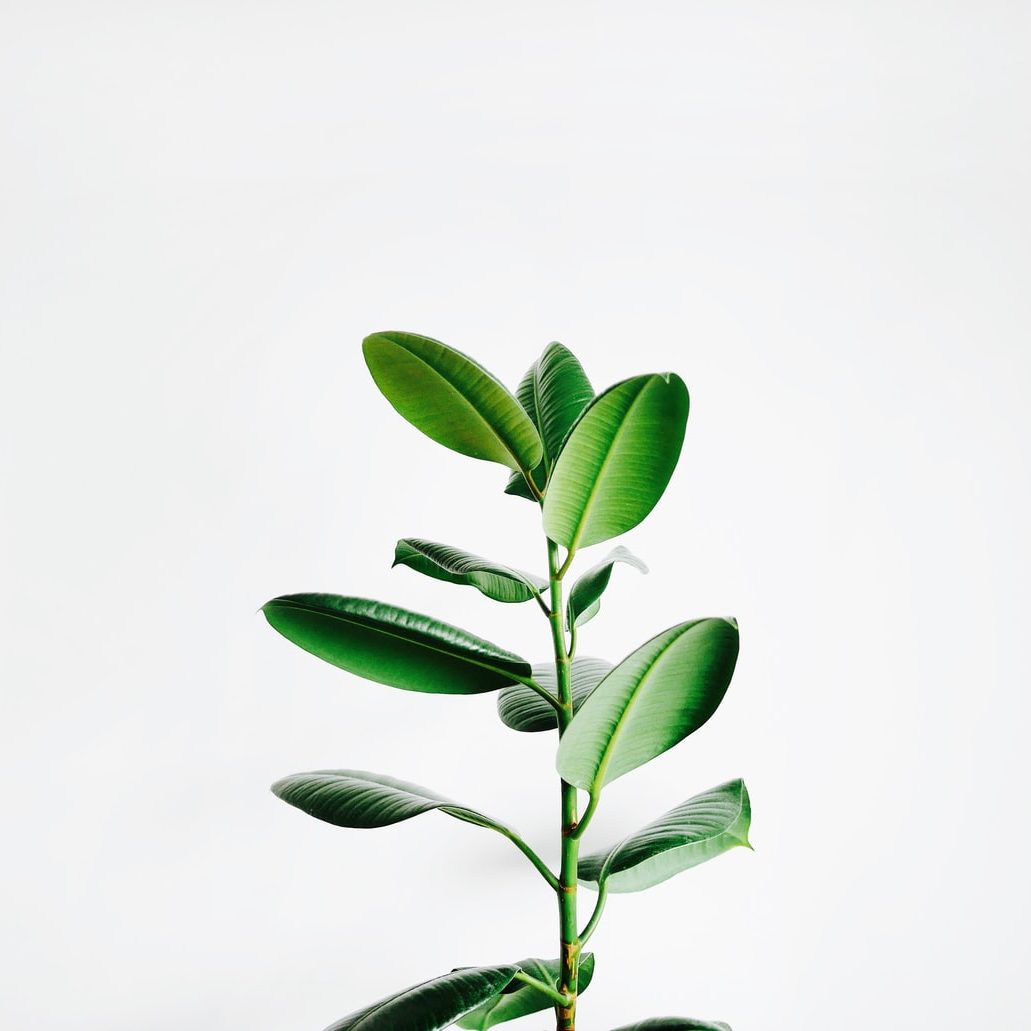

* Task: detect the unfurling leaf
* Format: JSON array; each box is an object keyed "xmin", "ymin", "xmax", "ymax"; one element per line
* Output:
[
  {"xmin": 457, "ymin": 954, "xmax": 596, "ymax": 1029},
  {"xmin": 262, "ymin": 594, "xmax": 530, "ymax": 694},
  {"xmin": 543, "ymin": 373, "xmax": 689, "ymax": 550},
  {"xmin": 556, "ymin": 618, "xmax": 739, "ymax": 792},
  {"xmin": 497, "ymin": 656, "xmax": 613, "ymax": 733},
  {"xmin": 393, "ymin": 538, "xmax": 546, "ymax": 604},
  {"xmin": 579, "ymin": 780, "xmax": 751, "ymax": 893},
  {"xmin": 505, "ymin": 342, "xmax": 594, "ymax": 500},
  {"xmin": 363, "ymin": 331, "xmax": 543, "ymax": 479},
  {"xmin": 567, "ymin": 545, "xmax": 648, "ymax": 628},
  {"xmin": 323, "ymin": 964, "xmax": 519, "ymax": 1031}
]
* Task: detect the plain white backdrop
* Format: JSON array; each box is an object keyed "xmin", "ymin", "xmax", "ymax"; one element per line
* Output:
[{"xmin": 3, "ymin": 3, "xmax": 1029, "ymax": 1028}]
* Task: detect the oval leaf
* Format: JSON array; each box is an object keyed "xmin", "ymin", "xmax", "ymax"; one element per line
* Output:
[
  {"xmin": 363, "ymin": 331, "xmax": 542, "ymax": 477},
  {"xmin": 505, "ymin": 342, "xmax": 594, "ymax": 500},
  {"xmin": 324, "ymin": 965, "xmax": 519, "ymax": 1031},
  {"xmin": 497, "ymin": 656, "xmax": 613, "ymax": 733},
  {"xmin": 567, "ymin": 546, "xmax": 648, "ymax": 628},
  {"xmin": 609, "ymin": 1020, "xmax": 732, "ymax": 1031},
  {"xmin": 272, "ymin": 769, "xmax": 503, "ymax": 832},
  {"xmin": 263, "ymin": 594, "xmax": 530, "ymax": 694},
  {"xmin": 543, "ymin": 373, "xmax": 689, "ymax": 550},
  {"xmin": 393, "ymin": 539, "xmax": 546, "ymax": 604},
  {"xmin": 579, "ymin": 779, "xmax": 751, "ymax": 892},
  {"xmin": 457, "ymin": 954, "xmax": 596, "ymax": 1030},
  {"xmin": 556, "ymin": 618, "xmax": 739, "ymax": 791}
]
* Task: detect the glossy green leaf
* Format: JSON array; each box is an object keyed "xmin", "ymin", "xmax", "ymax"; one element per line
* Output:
[
  {"xmin": 392, "ymin": 539, "xmax": 546, "ymax": 604},
  {"xmin": 262, "ymin": 594, "xmax": 530, "ymax": 694},
  {"xmin": 324, "ymin": 964, "xmax": 519, "ymax": 1031},
  {"xmin": 543, "ymin": 373, "xmax": 689, "ymax": 550},
  {"xmin": 457, "ymin": 954, "xmax": 596, "ymax": 1029},
  {"xmin": 579, "ymin": 780, "xmax": 751, "ymax": 892},
  {"xmin": 505, "ymin": 342, "xmax": 594, "ymax": 500},
  {"xmin": 363, "ymin": 331, "xmax": 543, "ymax": 478},
  {"xmin": 556, "ymin": 618, "xmax": 739, "ymax": 791},
  {"xmin": 608, "ymin": 1019, "xmax": 732, "ymax": 1031},
  {"xmin": 567, "ymin": 546, "xmax": 648, "ymax": 628},
  {"xmin": 272, "ymin": 769, "xmax": 505, "ymax": 833},
  {"xmin": 497, "ymin": 657, "xmax": 613, "ymax": 733}
]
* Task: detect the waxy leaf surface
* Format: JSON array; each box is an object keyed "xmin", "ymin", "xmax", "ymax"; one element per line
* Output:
[
  {"xmin": 505, "ymin": 342, "xmax": 594, "ymax": 499},
  {"xmin": 363, "ymin": 331, "xmax": 542, "ymax": 477},
  {"xmin": 609, "ymin": 1020, "xmax": 732, "ymax": 1031},
  {"xmin": 497, "ymin": 656, "xmax": 613, "ymax": 733},
  {"xmin": 323, "ymin": 964, "xmax": 519, "ymax": 1031},
  {"xmin": 457, "ymin": 954, "xmax": 596, "ymax": 1029},
  {"xmin": 579, "ymin": 779, "xmax": 751, "ymax": 892},
  {"xmin": 393, "ymin": 539, "xmax": 545, "ymax": 604},
  {"xmin": 567, "ymin": 546, "xmax": 648, "ymax": 628},
  {"xmin": 543, "ymin": 373, "xmax": 689, "ymax": 550},
  {"xmin": 263, "ymin": 594, "xmax": 530, "ymax": 694},
  {"xmin": 556, "ymin": 618, "xmax": 739, "ymax": 791}
]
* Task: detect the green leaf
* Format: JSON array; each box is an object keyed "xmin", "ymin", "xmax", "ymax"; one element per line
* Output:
[
  {"xmin": 579, "ymin": 780, "xmax": 751, "ymax": 893},
  {"xmin": 392, "ymin": 539, "xmax": 546, "ymax": 605},
  {"xmin": 497, "ymin": 656, "xmax": 613, "ymax": 733},
  {"xmin": 567, "ymin": 546, "xmax": 648, "ymax": 628},
  {"xmin": 543, "ymin": 373, "xmax": 689, "ymax": 550},
  {"xmin": 556, "ymin": 618, "xmax": 739, "ymax": 792},
  {"xmin": 608, "ymin": 1020, "xmax": 732, "ymax": 1031},
  {"xmin": 323, "ymin": 964, "xmax": 519, "ymax": 1031},
  {"xmin": 505, "ymin": 342, "xmax": 594, "ymax": 500},
  {"xmin": 272, "ymin": 769, "xmax": 506, "ymax": 833},
  {"xmin": 363, "ymin": 331, "xmax": 543, "ymax": 478},
  {"xmin": 457, "ymin": 954, "xmax": 596, "ymax": 1029},
  {"xmin": 262, "ymin": 594, "xmax": 530, "ymax": 695}
]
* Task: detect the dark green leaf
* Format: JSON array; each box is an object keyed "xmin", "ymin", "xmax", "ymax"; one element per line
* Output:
[
  {"xmin": 543, "ymin": 373, "xmax": 689, "ymax": 550},
  {"xmin": 262, "ymin": 594, "xmax": 530, "ymax": 694},
  {"xmin": 363, "ymin": 331, "xmax": 543, "ymax": 478},
  {"xmin": 579, "ymin": 780, "xmax": 751, "ymax": 892},
  {"xmin": 567, "ymin": 546, "xmax": 648, "ymax": 628},
  {"xmin": 505, "ymin": 342, "xmax": 594, "ymax": 500},
  {"xmin": 324, "ymin": 965, "xmax": 519, "ymax": 1031},
  {"xmin": 392, "ymin": 539, "xmax": 546, "ymax": 604},
  {"xmin": 457, "ymin": 954, "xmax": 596, "ymax": 1029},
  {"xmin": 497, "ymin": 657, "xmax": 613, "ymax": 733},
  {"xmin": 608, "ymin": 1020, "xmax": 732, "ymax": 1031},
  {"xmin": 556, "ymin": 618, "xmax": 739, "ymax": 791}
]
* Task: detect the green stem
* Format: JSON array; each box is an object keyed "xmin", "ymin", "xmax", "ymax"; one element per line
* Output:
[
  {"xmin": 510, "ymin": 673, "xmax": 564, "ymax": 713},
  {"xmin": 548, "ymin": 539, "xmax": 579, "ymax": 1031},
  {"xmin": 512, "ymin": 969, "xmax": 573, "ymax": 1007},
  {"xmin": 570, "ymin": 792, "xmax": 598, "ymax": 840},
  {"xmin": 491, "ymin": 823, "xmax": 561, "ymax": 892},
  {"xmin": 577, "ymin": 878, "xmax": 608, "ymax": 947}
]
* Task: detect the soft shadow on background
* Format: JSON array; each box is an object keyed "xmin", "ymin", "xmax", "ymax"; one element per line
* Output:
[{"xmin": 3, "ymin": 3, "xmax": 1029, "ymax": 1028}]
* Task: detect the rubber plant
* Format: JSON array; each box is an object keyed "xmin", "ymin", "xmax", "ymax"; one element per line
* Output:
[{"xmin": 263, "ymin": 331, "xmax": 752, "ymax": 1031}]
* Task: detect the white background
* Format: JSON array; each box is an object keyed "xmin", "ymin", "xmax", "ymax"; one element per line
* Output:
[{"xmin": 3, "ymin": 3, "xmax": 1029, "ymax": 1028}]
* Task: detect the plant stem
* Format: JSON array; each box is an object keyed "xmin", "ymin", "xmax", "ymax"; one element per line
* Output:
[
  {"xmin": 512, "ymin": 969, "xmax": 574, "ymax": 1007},
  {"xmin": 548, "ymin": 539, "xmax": 579, "ymax": 1031}
]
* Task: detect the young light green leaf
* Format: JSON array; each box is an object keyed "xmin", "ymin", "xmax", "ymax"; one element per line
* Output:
[
  {"xmin": 579, "ymin": 780, "xmax": 751, "ymax": 893},
  {"xmin": 556, "ymin": 618, "xmax": 739, "ymax": 792},
  {"xmin": 324, "ymin": 964, "xmax": 520, "ymax": 1031},
  {"xmin": 392, "ymin": 539, "xmax": 546, "ymax": 605},
  {"xmin": 363, "ymin": 331, "xmax": 543, "ymax": 479},
  {"xmin": 262, "ymin": 594, "xmax": 531, "ymax": 694},
  {"xmin": 608, "ymin": 1020, "xmax": 732, "ymax": 1031},
  {"xmin": 567, "ymin": 546, "xmax": 648, "ymax": 628},
  {"xmin": 497, "ymin": 656, "xmax": 613, "ymax": 733},
  {"xmin": 457, "ymin": 954, "xmax": 596, "ymax": 1029},
  {"xmin": 505, "ymin": 342, "xmax": 594, "ymax": 500},
  {"xmin": 543, "ymin": 373, "xmax": 689, "ymax": 550}
]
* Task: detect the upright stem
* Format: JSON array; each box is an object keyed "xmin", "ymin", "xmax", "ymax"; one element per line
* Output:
[{"xmin": 547, "ymin": 539, "xmax": 579, "ymax": 1031}]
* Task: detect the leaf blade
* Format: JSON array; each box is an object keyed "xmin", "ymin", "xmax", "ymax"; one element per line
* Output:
[
  {"xmin": 567, "ymin": 546, "xmax": 648, "ymax": 628},
  {"xmin": 323, "ymin": 965, "xmax": 519, "ymax": 1031},
  {"xmin": 363, "ymin": 331, "xmax": 543, "ymax": 477},
  {"xmin": 262, "ymin": 594, "xmax": 530, "ymax": 695},
  {"xmin": 392, "ymin": 539, "xmax": 546, "ymax": 604},
  {"xmin": 543, "ymin": 373, "xmax": 689, "ymax": 550},
  {"xmin": 497, "ymin": 656, "xmax": 613, "ymax": 733},
  {"xmin": 579, "ymin": 780, "xmax": 751, "ymax": 892},
  {"xmin": 556, "ymin": 618, "xmax": 739, "ymax": 791}
]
